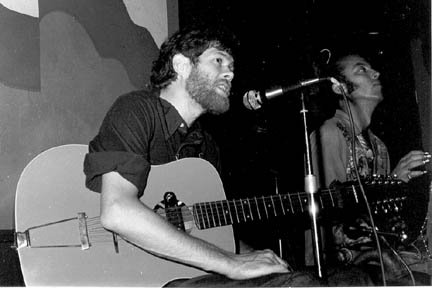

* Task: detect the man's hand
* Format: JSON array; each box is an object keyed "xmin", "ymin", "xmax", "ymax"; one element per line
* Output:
[
  {"xmin": 223, "ymin": 249, "xmax": 291, "ymax": 280},
  {"xmin": 391, "ymin": 150, "xmax": 430, "ymax": 182}
]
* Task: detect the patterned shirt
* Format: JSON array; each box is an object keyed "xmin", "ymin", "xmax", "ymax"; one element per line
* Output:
[{"xmin": 310, "ymin": 109, "xmax": 391, "ymax": 188}]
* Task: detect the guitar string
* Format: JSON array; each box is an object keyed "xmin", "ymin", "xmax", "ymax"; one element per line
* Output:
[
  {"xmin": 185, "ymin": 191, "xmax": 319, "ymax": 228},
  {"xmin": 82, "ymin": 181, "xmax": 403, "ymax": 232},
  {"xmin": 79, "ymin": 195, "xmax": 307, "ymax": 241},
  {"xmin": 185, "ymin": 184, "xmax": 405, "ymax": 228},
  {"xmin": 22, "ymin": 179, "xmax": 407, "ymax": 248},
  {"xmin": 82, "ymin": 184, "xmax": 404, "ymax": 234},
  {"xmin": 190, "ymin": 186, "xmax": 389, "ymax": 218},
  {"xmin": 29, "ymin": 184, "xmax": 407, "ymax": 247}
]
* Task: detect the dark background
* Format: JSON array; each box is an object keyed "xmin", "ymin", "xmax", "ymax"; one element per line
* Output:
[{"xmin": 179, "ymin": 0, "xmax": 431, "ymax": 267}]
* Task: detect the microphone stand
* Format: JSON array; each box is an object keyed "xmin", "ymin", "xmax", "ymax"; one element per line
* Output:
[{"xmin": 299, "ymin": 92, "xmax": 327, "ymax": 280}]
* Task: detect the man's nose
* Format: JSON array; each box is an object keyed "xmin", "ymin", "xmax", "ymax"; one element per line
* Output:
[
  {"xmin": 223, "ymin": 70, "xmax": 234, "ymax": 82},
  {"xmin": 371, "ymin": 69, "xmax": 380, "ymax": 79}
]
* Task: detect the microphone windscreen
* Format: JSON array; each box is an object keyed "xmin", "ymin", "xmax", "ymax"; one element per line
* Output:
[{"xmin": 243, "ymin": 90, "xmax": 262, "ymax": 110}]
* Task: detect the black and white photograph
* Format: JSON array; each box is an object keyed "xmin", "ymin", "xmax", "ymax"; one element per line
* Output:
[{"xmin": 0, "ymin": 0, "xmax": 430, "ymax": 286}]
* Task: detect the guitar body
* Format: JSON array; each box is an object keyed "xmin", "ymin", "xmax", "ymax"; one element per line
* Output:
[{"xmin": 15, "ymin": 144, "xmax": 235, "ymax": 287}]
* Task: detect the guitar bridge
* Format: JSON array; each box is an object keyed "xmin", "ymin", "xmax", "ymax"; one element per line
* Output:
[
  {"xmin": 14, "ymin": 212, "xmax": 91, "ymax": 250},
  {"xmin": 14, "ymin": 230, "xmax": 30, "ymax": 249},
  {"xmin": 78, "ymin": 212, "xmax": 90, "ymax": 250}
]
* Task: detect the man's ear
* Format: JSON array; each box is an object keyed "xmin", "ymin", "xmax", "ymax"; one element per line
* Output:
[
  {"xmin": 331, "ymin": 82, "xmax": 347, "ymax": 95},
  {"xmin": 172, "ymin": 54, "xmax": 192, "ymax": 79}
]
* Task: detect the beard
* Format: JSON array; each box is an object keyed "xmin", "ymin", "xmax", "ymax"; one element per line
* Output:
[{"xmin": 185, "ymin": 67, "xmax": 230, "ymax": 115}]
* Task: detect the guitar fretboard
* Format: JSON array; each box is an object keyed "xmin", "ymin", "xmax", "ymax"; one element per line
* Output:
[
  {"xmin": 191, "ymin": 180, "xmax": 406, "ymax": 230},
  {"xmin": 193, "ymin": 193, "xmax": 301, "ymax": 230},
  {"xmin": 192, "ymin": 188, "xmax": 346, "ymax": 230}
]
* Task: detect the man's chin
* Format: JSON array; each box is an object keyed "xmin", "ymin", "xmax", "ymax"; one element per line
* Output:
[
  {"xmin": 208, "ymin": 104, "xmax": 229, "ymax": 115},
  {"xmin": 207, "ymin": 98, "xmax": 230, "ymax": 114},
  {"xmin": 366, "ymin": 92, "xmax": 383, "ymax": 102},
  {"xmin": 207, "ymin": 94, "xmax": 230, "ymax": 114},
  {"xmin": 375, "ymin": 93, "xmax": 384, "ymax": 102}
]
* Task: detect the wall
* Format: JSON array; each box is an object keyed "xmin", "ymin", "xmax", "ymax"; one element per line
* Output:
[{"xmin": 0, "ymin": 0, "xmax": 177, "ymax": 230}]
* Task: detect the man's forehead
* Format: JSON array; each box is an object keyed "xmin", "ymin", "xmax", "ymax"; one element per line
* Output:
[
  {"xmin": 342, "ymin": 55, "xmax": 370, "ymax": 68},
  {"xmin": 202, "ymin": 47, "xmax": 234, "ymax": 61}
]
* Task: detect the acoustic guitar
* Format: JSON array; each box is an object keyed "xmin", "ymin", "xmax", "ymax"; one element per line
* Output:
[{"xmin": 15, "ymin": 144, "xmax": 412, "ymax": 287}]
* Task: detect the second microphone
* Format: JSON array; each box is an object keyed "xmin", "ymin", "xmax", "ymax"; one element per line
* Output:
[{"xmin": 243, "ymin": 77, "xmax": 331, "ymax": 110}]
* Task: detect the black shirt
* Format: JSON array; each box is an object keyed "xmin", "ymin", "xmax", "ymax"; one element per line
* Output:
[{"xmin": 84, "ymin": 89, "xmax": 221, "ymax": 197}]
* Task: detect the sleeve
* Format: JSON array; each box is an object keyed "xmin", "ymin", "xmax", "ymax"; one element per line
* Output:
[
  {"xmin": 83, "ymin": 93, "xmax": 154, "ymax": 197},
  {"xmin": 311, "ymin": 124, "xmax": 349, "ymax": 188}
]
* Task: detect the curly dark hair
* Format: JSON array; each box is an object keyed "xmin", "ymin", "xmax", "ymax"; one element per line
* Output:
[
  {"xmin": 150, "ymin": 25, "xmax": 239, "ymax": 89},
  {"xmin": 328, "ymin": 49, "xmax": 375, "ymax": 88},
  {"xmin": 329, "ymin": 55, "xmax": 357, "ymax": 95},
  {"xmin": 323, "ymin": 51, "xmax": 373, "ymax": 95}
]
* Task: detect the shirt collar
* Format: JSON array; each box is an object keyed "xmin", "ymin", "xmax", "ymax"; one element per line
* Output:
[
  {"xmin": 334, "ymin": 109, "xmax": 362, "ymax": 136},
  {"xmin": 159, "ymin": 98, "xmax": 188, "ymax": 138}
]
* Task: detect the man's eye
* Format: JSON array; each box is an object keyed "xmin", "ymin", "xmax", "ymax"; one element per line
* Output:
[{"xmin": 215, "ymin": 58, "xmax": 223, "ymax": 64}]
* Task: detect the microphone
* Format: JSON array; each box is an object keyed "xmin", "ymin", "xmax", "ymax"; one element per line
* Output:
[{"xmin": 243, "ymin": 77, "xmax": 332, "ymax": 110}]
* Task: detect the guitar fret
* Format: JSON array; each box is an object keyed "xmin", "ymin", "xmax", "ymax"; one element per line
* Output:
[
  {"xmin": 219, "ymin": 201, "xmax": 225, "ymax": 226},
  {"xmin": 329, "ymin": 189, "xmax": 335, "ymax": 207},
  {"xmin": 270, "ymin": 196, "xmax": 277, "ymax": 216},
  {"xmin": 210, "ymin": 202, "xmax": 217, "ymax": 228},
  {"xmin": 192, "ymin": 206, "xmax": 199, "ymax": 229},
  {"xmin": 226, "ymin": 201, "xmax": 234, "ymax": 224},
  {"xmin": 246, "ymin": 199, "xmax": 254, "ymax": 221},
  {"xmin": 233, "ymin": 200, "xmax": 240, "ymax": 224},
  {"xmin": 204, "ymin": 202, "xmax": 212, "ymax": 228},
  {"xmin": 287, "ymin": 194, "xmax": 294, "ymax": 213},
  {"xmin": 194, "ymin": 203, "xmax": 200, "ymax": 229},
  {"xmin": 210, "ymin": 202, "xmax": 217, "ymax": 227},
  {"xmin": 254, "ymin": 197, "xmax": 262, "ymax": 220},
  {"xmin": 239, "ymin": 200, "xmax": 247, "ymax": 222},
  {"xmin": 219, "ymin": 201, "xmax": 227, "ymax": 226},
  {"xmin": 279, "ymin": 194, "xmax": 286, "ymax": 215},
  {"xmin": 297, "ymin": 193, "xmax": 304, "ymax": 212},
  {"xmin": 198, "ymin": 202, "xmax": 207, "ymax": 229},
  {"xmin": 208, "ymin": 202, "xmax": 214, "ymax": 227},
  {"xmin": 202, "ymin": 202, "xmax": 210, "ymax": 229},
  {"xmin": 262, "ymin": 196, "xmax": 269, "ymax": 219}
]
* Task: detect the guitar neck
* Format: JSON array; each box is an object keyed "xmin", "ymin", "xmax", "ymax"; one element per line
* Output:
[
  {"xmin": 191, "ymin": 189, "xmax": 343, "ymax": 230},
  {"xmin": 191, "ymin": 177, "xmax": 407, "ymax": 230}
]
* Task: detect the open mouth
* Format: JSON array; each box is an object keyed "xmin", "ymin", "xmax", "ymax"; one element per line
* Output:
[{"xmin": 216, "ymin": 83, "xmax": 231, "ymax": 96}]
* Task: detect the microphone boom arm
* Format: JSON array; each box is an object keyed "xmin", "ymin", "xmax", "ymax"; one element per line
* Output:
[{"xmin": 243, "ymin": 77, "xmax": 330, "ymax": 110}]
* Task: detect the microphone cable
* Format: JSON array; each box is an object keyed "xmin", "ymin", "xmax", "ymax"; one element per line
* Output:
[
  {"xmin": 380, "ymin": 235, "xmax": 416, "ymax": 285},
  {"xmin": 334, "ymin": 80, "xmax": 387, "ymax": 286}
]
